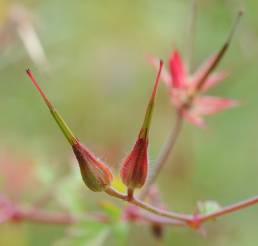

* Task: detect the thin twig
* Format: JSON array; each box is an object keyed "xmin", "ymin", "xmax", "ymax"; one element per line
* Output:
[
  {"xmin": 198, "ymin": 195, "xmax": 258, "ymax": 224},
  {"xmin": 106, "ymin": 187, "xmax": 258, "ymax": 229},
  {"xmin": 0, "ymin": 194, "xmax": 108, "ymax": 226},
  {"xmin": 124, "ymin": 205, "xmax": 184, "ymax": 226},
  {"xmin": 3, "ymin": 191, "xmax": 258, "ymax": 228},
  {"xmin": 105, "ymin": 187, "xmax": 191, "ymax": 222},
  {"xmin": 13, "ymin": 208, "xmax": 78, "ymax": 225},
  {"xmin": 4, "ymin": 206, "xmax": 111, "ymax": 225},
  {"xmin": 139, "ymin": 211, "xmax": 185, "ymax": 226}
]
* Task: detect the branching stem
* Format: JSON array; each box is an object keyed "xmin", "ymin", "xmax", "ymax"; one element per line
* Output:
[
  {"xmin": 106, "ymin": 187, "xmax": 191, "ymax": 222},
  {"xmin": 106, "ymin": 187, "xmax": 258, "ymax": 229}
]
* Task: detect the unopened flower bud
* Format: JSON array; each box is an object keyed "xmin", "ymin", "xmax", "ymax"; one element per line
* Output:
[{"xmin": 26, "ymin": 69, "xmax": 113, "ymax": 191}]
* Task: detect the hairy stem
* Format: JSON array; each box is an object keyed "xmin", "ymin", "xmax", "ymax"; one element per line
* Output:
[
  {"xmin": 0, "ymin": 194, "xmax": 108, "ymax": 226},
  {"xmin": 139, "ymin": 212, "xmax": 185, "ymax": 226},
  {"xmin": 106, "ymin": 187, "xmax": 258, "ymax": 229},
  {"xmin": 3, "ymin": 192, "xmax": 258, "ymax": 228},
  {"xmin": 198, "ymin": 195, "xmax": 258, "ymax": 224},
  {"xmin": 105, "ymin": 187, "xmax": 191, "ymax": 222},
  {"xmin": 13, "ymin": 208, "xmax": 78, "ymax": 225}
]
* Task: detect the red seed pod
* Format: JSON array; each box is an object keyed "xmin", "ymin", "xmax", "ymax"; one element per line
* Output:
[
  {"xmin": 120, "ymin": 135, "xmax": 148, "ymax": 190},
  {"xmin": 26, "ymin": 69, "xmax": 113, "ymax": 192},
  {"xmin": 120, "ymin": 61, "xmax": 163, "ymax": 194},
  {"xmin": 72, "ymin": 140, "xmax": 113, "ymax": 191}
]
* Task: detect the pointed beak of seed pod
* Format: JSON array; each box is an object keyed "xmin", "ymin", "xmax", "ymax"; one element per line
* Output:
[
  {"xmin": 26, "ymin": 69, "xmax": 113, "ymax": 191},
  {"xmin": 195, "ymin": 11, "xmax": 243, "ymax": 92},
  {"xmin": 120, "ymin": 60, "xmax": 163, "ymax": 198}
]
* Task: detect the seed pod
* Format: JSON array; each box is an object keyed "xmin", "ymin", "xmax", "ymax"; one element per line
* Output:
[
  {"xmin": 120, "ymin": 61, "xmax": 163, "ymax": 195},
  {"xmin": 195, "ymin": 10, "xmax": 243, "ymax": 92},
  {"xmin": 26, "ymin": 69, "xmax": 113, "ymax": 191},
  {"xmin": 72, "ymin": 141, "xmax": 113, "ymax": 191}
]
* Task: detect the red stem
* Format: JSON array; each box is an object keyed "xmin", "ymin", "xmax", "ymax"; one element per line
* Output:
[
  {"xmin": 198, "ymin": 195, "xmax": 258, "ymax": 224},
  {"xmin": 26, "ymin": 69, "xmax": 51, "ymax": 106},
  {"xmin": 105, "ymin": 187, "xmax": 192, "ymax": 222},
  {"xmin": 106, "ymin": 187, "xmax": 258, "ymax": 229},
  {"xmin": 2, "ymin": 192, "xmax": 258, "ymax": 229},
  {"xmin": 0, "ymin": 194, "xmax": 108, "ymax": 226},
  {"xmin": 139, "ymin": 211, "xmax": 184, "ymax": 226},
  {"xmin": 12, "ymin": 208, "xmax": 77, "ymax": 225}
]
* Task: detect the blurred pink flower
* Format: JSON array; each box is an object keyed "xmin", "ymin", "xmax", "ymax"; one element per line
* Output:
[
  {"xmin": 149, "ymin": 50, "xmax": 238, "ymax": 127},
  {"xmin": 0, "ymin": 152, "xmax": 38, "ymax": 199}
]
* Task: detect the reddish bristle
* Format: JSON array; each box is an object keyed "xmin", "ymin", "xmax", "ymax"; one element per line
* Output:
[
  {"xmin": 26, "ymin": 68, "xmax": 50, "ymax": 105},
  {"xmin": 151, "ymin": 60, "xmax": 163, "ymax": 99}
]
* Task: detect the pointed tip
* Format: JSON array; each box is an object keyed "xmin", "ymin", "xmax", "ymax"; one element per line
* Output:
[
  {"xmin": 140, "ymin": 60, "xmax": 163, "ymax": 138},
  {"xmin": 226, "ymin": 10, "xmax": 243, "ymax": 46},
  {"xmin": 160, "ymin": 59, "xmax": 164, "ymax": 67},
  {"xmin": 170, "ymin": 50, "xmax": 180, "ymax": 62},
  {"xmin": 195, "ymin": 12, "xmax": 242, "ymax": 92},
  {"xmin": 26, "ymin": 69, "xmax": 77, "ymax": 146},
  {"xmin": 151, "ymin": 60, "xmax": 163, "ymax": 99},
  {"xmin": 169, "ymin": 50, "xmax": 187, "ymax": 88},
  {"xmin": 26, "ymin": 68, "xmax": 49, "ymax": 105},
  {"xmin": 238, "ymin": 9, "xmax": 244, "ymax": 17}
]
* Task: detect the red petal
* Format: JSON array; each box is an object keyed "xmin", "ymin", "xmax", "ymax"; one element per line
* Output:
[
  {"xmin": 192, "ymin": 54, "xmax": 217, "ymax": 84},
  {"xmin": 182, "ymin": 110, "xmax": 206, "ymax": 128},
  {"xmin": 193, "ymin": 96, "xmax": 238, "ymax": 116},
  {"xmin": 169, "ymin": 50, "xmax": 187, "ymax": 88},
  {"xmin": 191, "ymin": 54, "xmax": 228, "ymax": 91},
  {"xmin": 201, "ymin": 72, "xmax": 228, "ymax": 91}
]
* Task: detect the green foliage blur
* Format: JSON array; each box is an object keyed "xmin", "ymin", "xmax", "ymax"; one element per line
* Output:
[{"xmin": 1, "ymin": 0, "xmax": 258, "ymax": 245}]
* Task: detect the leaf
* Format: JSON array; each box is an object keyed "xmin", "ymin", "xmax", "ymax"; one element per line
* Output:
[
  {"xmin": 78, "ymin": 228, "xmax": 110, "ymax": 246},
  {"xmin": 26, "ymin": 69, "xmax": 77, "ymax": 146},
  {"xmin": 36, "ymin": 160, "xmax": 55, "ymax": 185},
  {"xmin": 99, "ymin": 200, "xmax": 121, "ymax": 222},
  {"xmin": 197, "ymin": 200, "xmax": 221, "ymax": 215},
  {"xmin": 55, "ymin": 165, "xmax": 85, "ymax": 212}
]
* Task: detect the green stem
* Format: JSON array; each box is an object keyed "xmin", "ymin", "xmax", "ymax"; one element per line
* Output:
[{"xmin": 26, "ymin": 69, "xmax": 77, "ymax": 146}]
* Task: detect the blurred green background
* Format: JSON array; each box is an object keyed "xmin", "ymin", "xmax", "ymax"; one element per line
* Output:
[{"xmin": 1, "ymin": 0, "xmax": 258, "ymax": 245}]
